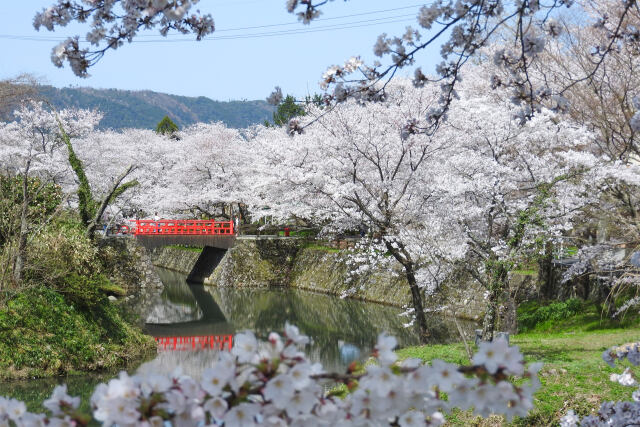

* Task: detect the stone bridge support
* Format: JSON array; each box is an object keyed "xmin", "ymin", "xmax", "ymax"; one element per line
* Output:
[{"xmin": 187, "ymin": 246, "xmax": 228, "ymax": 285}]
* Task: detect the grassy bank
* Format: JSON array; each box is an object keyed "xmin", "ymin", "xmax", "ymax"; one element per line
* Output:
[
  {"xmin": 0, "ymin": 287, "xmax": 155, "ymax": 380},
  {"xmin": 0, "ymin": 211, "xmax": 155, "ymax": 380},
  {"xmin": 397, "ymin": 303, "xmax": 640, "ymax": 426}
]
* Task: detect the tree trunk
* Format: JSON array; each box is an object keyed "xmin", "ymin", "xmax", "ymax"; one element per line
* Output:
[
  {"xmin": 405, "ymin": 265, "xmax": 430, "ymax": 344},
  {"xmin": 502, "ymin": 294, "xmax": 518, "ymax": 335},
  {"xmin": 86, "ymin": 165, "xmax": 135, "ymax": 240},
  {"xmin": 383, "ymin": 239, "xmax": 429, "ymax": 343},
  {"xmin": 482, "ymin": 262, "xmax": 508, "ymax": 341},
  {"xmin": 481, "ymin": 293, "xmax": 499, "ymax": 341},
  {"xmin": 13, "ymin": 165, "xmax": 30, "ymax": 283},
  {"xmin": 538, "ymin": 241, "xmax": 554, "ymax": 300}
]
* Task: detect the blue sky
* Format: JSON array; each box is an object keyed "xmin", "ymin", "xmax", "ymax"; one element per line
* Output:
[{"xmin": 1, "ymin": 1, "xmax": 439, "ymax": 101}]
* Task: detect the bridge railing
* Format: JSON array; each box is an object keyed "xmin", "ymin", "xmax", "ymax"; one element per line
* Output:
[{"xmin": 131, "ymin": 219, "xmax": 235, "ymax": 236}]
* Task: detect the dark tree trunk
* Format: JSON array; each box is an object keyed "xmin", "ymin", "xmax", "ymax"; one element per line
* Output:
[
  {"xmin": 383, "ymin": 239, "xmax": 429, "ymax": 343},
  {"xmin": 482, "ymin": 293, "xmax": 499, "ymax": 341},
  {"xmin": 502, "ymin": 294, "xmax": 518, "ymax": 335},
  {"xmin": 405, "ymin": 263, "xmax": 429, "ymax": 344},
  {"xmin": 538, "ymin": 241, "xmax": 554, "ymax": 300}
]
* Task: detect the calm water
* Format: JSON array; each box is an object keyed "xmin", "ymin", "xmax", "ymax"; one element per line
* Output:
[{"xmin": 0, "ymin": 266, "xmax": 476, "ymax": 410}]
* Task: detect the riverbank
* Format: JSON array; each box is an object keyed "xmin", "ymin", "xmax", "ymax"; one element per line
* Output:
[
  {"xmin": 0, "ymin": 214, "xmax": 158, "ymax": 381},
  {"xmin": 396, "ymin": 304, "xmax": 640, "ymax": 426},
  {"xmin": 151, "ymin": 240, "xmax": 492, "ymax": 321},
  {"xmin": 0, "ymin": 287, "xmax": 155, "ymax": 380}
]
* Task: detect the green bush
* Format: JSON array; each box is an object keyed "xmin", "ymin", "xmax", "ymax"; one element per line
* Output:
[
  {"xmin": 59, "ymin": 273, "xmax": 111, "ymax": 309},
  {"xmin": 517, "ymin": 298, "xmax": 583, "ymax": 332}
]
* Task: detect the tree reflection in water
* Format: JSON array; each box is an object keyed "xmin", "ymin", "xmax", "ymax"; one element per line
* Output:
[{"xmin": 148, "ymin": 268, "xmax": 476, "ymax": 374}]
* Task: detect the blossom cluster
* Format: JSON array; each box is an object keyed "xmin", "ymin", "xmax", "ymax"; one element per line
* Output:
[
  {"xmin": 0, "ymin": 324, "xmax": 541, "ymax": 426},
  {"xmin": 34, "ymin": 0, "xmax": 215, "ymax": 77},
  {"xmin": 562, "ymin": 243, "xmax": 640, "ymax": 317}
]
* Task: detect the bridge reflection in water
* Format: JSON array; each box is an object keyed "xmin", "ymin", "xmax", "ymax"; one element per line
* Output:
[
  {"xmin": 139, "ymin": 268, "xmax": 476, "ymax": 378},
  {"xmin": 154, "ymin": 335, "xmax": 233, "ymax": 351}
]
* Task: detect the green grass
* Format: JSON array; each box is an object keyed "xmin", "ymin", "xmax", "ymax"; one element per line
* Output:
[
  {"xmin": 97, "ymin": 282, "xmax": 127, "ymax": 296},
  {"xmin": 396, "ymin": 305, "xmax": 640, "ymax": 426},
  {"xmin": 0, "ymin": 287, "xmax": 155, "ymax": 381}
]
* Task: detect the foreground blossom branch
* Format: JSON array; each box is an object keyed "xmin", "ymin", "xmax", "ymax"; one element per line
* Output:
[
  {"xmin": 0, "ymin": 323, "xmax": 541, "ymax": 426},
  {"xmin": 34, "ymin": 0, "xmax": 215, "ymax": 77}
]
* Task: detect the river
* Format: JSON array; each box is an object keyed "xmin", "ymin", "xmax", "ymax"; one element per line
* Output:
[{"xmin": 0, "ymin": 266, "xmax": 476, "ymax": 411}]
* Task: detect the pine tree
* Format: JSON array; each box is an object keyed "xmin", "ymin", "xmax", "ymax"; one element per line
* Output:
[
  {"xmin": 156, "ymin": 115, "xmax": 179, "ymax": 137},
  {"xmin": 272, "ymin": 95, "xmax": 306, "ymax": 127}
]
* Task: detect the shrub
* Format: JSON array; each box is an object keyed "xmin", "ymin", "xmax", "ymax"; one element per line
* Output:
[{"xmin": 517, "ymin": 299, "xmax": 583, "ymax": 332}]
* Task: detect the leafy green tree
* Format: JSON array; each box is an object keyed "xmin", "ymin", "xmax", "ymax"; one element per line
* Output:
[
  {"xmin": 272, "ymin": 95, "xmax": 306, "ymax": 127},
  {"xmin": 155, "ymin": 115, "xmax": 179, "ymax": 136}
]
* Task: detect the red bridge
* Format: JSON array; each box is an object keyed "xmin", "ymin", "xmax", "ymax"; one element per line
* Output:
[
  {"xmin": 130, "ymin": 219, "xmax": 237, "ymax": 274},
  {"xmin": 132, "ymin": 219, "xmax": 235, "ymax": 236}
]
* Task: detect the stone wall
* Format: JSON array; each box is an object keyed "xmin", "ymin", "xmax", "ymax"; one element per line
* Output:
[
  {"xmin": 150, "ymin": 239, "xmax": 489, "ymax": 321},
  {"xmin": 100, "ymin": 237, "xmax": 165, "ymax": 327},
  {"xmin": 100, "ymin": 237, "xmax": 164, "ymax": 291},
  {"xmin": 152, "ymin": 247, "xmax": 202, "ymax": 278}
]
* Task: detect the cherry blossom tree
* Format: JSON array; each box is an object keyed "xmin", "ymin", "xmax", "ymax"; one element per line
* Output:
[
  {"xmin": 68, "ymin": 128, "xmax": 171, "ymax": 223},
  {"xmin": 166, "ymin": 122, "xmax": 248, "ymax": 218},
  {"xmin": 246, "ymin": 72, "xmax": 608, "ymax": 340},
  {"xmin": 0, "ymin": 102, "xmax": 101, "ymax": 281},
  {"xmin": 245, "ymin": 80, "xmax": 466, "ymax": 343},
  {"xmin": 533, "ymin": 1, "xmax": 640, "ymax": 163},
  {"xmin": 33, "ymin": 0, "xmax": 214, "ymax": 77},
  {"xmin": 512, "ymin": 2, "xmax": 640, "ymax": 316},
  {"xmin": 436, "ymin": 75, "xmax": 600, "ymax": 338},
  {"xmin": 295, "ymin": 0, "xmax": 639, "ymax": 135},
  {"xmin": 69, "ymin": 122, "xmax": 249, "ymax": 221}
]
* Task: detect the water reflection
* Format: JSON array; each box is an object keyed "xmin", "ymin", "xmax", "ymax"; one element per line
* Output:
[
  {"xmin": 146, "ymin": 268, "xmax": 474, "ymax": 374},
  {"xmin": 0, "ymin": 266, "xmax": 478, "ymax": 409}
]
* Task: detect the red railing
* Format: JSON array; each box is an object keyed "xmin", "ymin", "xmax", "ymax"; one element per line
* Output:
[
  {"xmin": 131, "ymin": 219, "xmax": 235, "ymax": 236},
  {"xmin": 155, "ymin": 335, "xmax": 233, "ymax": 351}
]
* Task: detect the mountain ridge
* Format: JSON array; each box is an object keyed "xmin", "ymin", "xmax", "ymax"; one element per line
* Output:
[{"xmin": 36, "ymin": 85, "xmax": 275, "ymax": 130}]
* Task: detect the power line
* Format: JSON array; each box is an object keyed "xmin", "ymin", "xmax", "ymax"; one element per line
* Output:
[
  {"xmin": 137, "ymin": 14, "xmax": 417, "ymax": 43},
  {"xmin": 0, "ymin": 15, "xmax": 415, "ymax": 43},
  {"xmin": 193, "ymin": 4, "xmax": 424, "ymax": 34},
  {"xmin": 0, "ymin": 4, "xmax": 424, "ymax": 43}
]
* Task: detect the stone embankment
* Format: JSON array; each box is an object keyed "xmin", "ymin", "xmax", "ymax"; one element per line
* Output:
[
  {"xmin": 150, "ymin": 238, "xmax": 492, "ymax": 321},
  {"xmin": 101, "ymin": 237, "xmax": 165, "ymax": 327}
]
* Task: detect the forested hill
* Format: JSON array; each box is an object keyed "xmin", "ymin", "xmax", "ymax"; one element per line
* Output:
[{"xmin": 36, "ymin": 85, "xmax": 275, "ymax": 130}]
